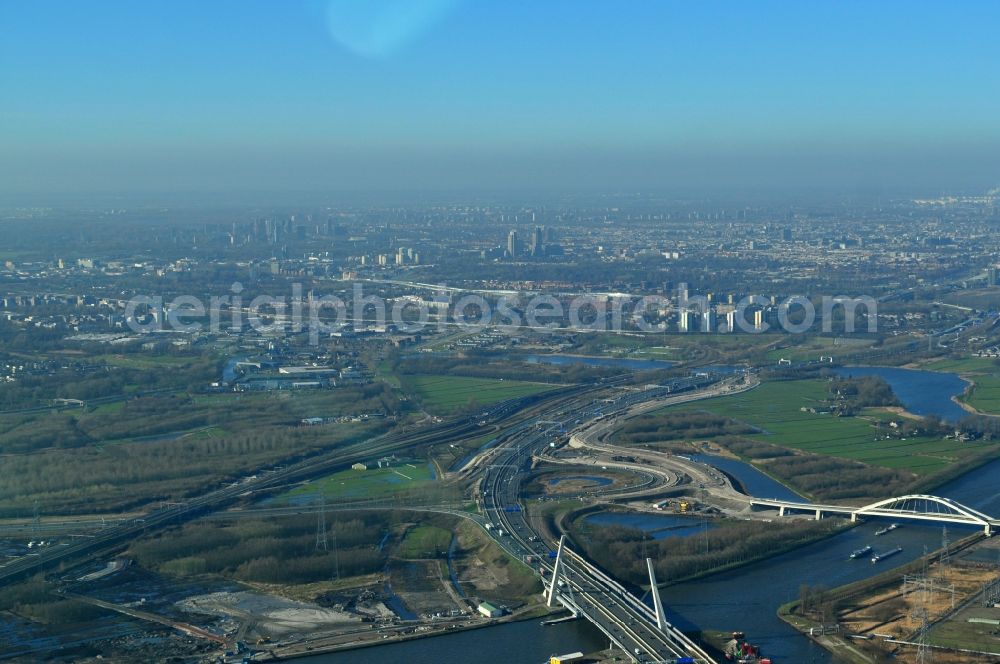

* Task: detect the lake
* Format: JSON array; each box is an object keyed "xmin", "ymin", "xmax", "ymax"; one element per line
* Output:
[{"xmin": 834, "ymin": 366, "xmax": 970, "ymax": 423}]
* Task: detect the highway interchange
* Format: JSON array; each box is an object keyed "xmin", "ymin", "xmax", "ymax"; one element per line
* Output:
[
  {"xmin": 0, "ymin": 384, "xmax": 588, "ymax": 585},
  {"xmin": 475, "ymin": 375, "xmax": 736, "ymax": 663},
  {"xmin": 0, "ymin": 371, "xmax": 757, "ymax": 663}
]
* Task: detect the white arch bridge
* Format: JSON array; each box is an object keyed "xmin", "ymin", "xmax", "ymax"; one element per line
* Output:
[{"xmin": 749, "ymin": 494, "xmax": 1000, "ymax": 535}]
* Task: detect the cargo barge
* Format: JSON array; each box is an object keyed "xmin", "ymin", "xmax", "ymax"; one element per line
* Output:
[
  {"xmin": 871, "ymin": 546, "xmax": 903, "ymax": 563},
  {"xmin": 874, "ymin": 523, "xmax": 900, "ymax": 536},
  {"xmin": 849, "ymin": 545, "xmax": 872, "ymax": 560}
]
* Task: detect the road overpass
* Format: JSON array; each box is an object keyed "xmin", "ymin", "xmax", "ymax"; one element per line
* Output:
[
  {"xmin": 479, "ymin": 375, "xmax": 725, "ymax": 663},
  {"xmin": 749, "ymin": 494, "xmax": 1000, "ymax": 535},
  {"xmin": 543, "ymin": 535, "xmax": 716, "ymax": 664},
  {"xmin": 0, "ymin": 371, "xmax": 728, "ymax": 661}
]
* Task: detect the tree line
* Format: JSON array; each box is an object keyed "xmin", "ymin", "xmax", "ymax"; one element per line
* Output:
[
  {"xmin": 0, "ymin": 421, "xmax": 386, "ymax": 517},
  {"xmin": 575, "ymin": 518, "xmax": 837, "ymax": 586},
  {"xmin": 617, "ymin": 411, "xmax": 758, "ymax": 445},
  {"xmin": 129, "ymin": 513, "xmax": 390, "ymax": 584}
]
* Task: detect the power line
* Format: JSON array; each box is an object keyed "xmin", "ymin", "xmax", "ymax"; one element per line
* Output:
[
  {"xmin": 315, "ymin": 494, "xmax": 328, "ymax": 551},
  {"xmin": 331, "ymin": 526, "xmax": 339, "ymax": 580},
  {"xmin": 938, "ymin": 526, "xmax": 950, "ymax": 574},
  {"xmin": 902, "ymin": 544, "xmax": 960, "ymax": 664},
  {"xmin": 914, "ymin": 547, "xmax": 931, "ymax": 664}
]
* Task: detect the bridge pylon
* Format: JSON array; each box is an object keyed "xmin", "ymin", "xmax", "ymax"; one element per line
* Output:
[
  {"xmin": 646, "ymin": 557, "xmax": 668, "ymax": 632},
  {"xmin": 547, "ymin": 535, "xmax": 567, "ymax": 608}
]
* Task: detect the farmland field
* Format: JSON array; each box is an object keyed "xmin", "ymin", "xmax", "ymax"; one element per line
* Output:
[
  {"xmin": 922, "ymin": 357, "xmax": 998, "ymax": 374},
  {"xmin": 962, "ymin": 373, "xmax": 1000, "ymax": 415},
  {"xmin": 921, "ymin": 356, "xmax": 1000, "ymax": 415},
  {"xmin": 667, "ymin": 379, "xmax": 994, "ymax": 475}
]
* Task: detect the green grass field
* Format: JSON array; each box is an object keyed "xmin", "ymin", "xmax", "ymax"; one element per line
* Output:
[
  {"xmin": 963, "ymin": 373, "xmax": 1000, "ymax": 414},
  {"xmin": 922, "ymin": 357, "xmax": 998, "ymax": 374},
  {"xmin": 180, "ymin": 426, "xmax": 226, "ymax": 439},
  {"xmin": 631, "ymin": 346, "xmax": 681, "ymax": 360},
  {"xmin": 91, "ymin": 354, "xmax": 199, "ymax": 369},
  {"xmin": 921, "ymin": 356, "xmax": 1000, "ymax": 415},
  {"xmin": 671, "ymin": 379, "xmax": 991, "ymax": 475},
  {"xmin": 86, "ymin": 401, "xmax": 125, "ymax": 415},
  {"xmin": 285, "ymin": 462, "xmax": 436, "ymax": 501},
  {"xmin": 429, "ymin": 431, "xmax": 498, "ymax": 471},
  {"xmin": 375, "ymin": 359, "xmax": 403, "ymax": 388},
  {"xmin": 403, "ymin": 374, "xmax": 553, "ymax": 414},
  {"xmin": 927, "ymin": 604, "xmax": 1000, "ymax": 653},
  {"xmin": 399, "ymin": 525, "xmax": 452, "ymax": 558},
  {"xmin": 763, "ymin": 336, "xmax": 875, "ymax": 362},
  {"xmin": 589, "ymin": 331, "xmax": 770, "ymax": 352}
]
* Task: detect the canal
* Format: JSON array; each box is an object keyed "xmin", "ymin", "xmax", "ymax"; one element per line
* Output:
[
  {"xmin": 309, "ymin": 364, "xmax": 998, "ymax": 662},
  {"xmin": 297, "ymin": 615, "xmax": 610, "ymax": 664},
  {"xmin": 661, "ymin": 454, "xmax": 1000, "ymax": 663},
  {"xmin": 311, "ymin": 451, "xmax": 1000, "ymax": 664}
]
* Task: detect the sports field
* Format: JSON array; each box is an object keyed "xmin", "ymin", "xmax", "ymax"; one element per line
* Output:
[
  {"xmin": 403, "ymin": 374, "xmax": 554, "ymax": 414},
  {"xmin": 672, "ymin": 379, "xmax": 993, "ymax": 475},
  {"xmin": 285, "ymin": 462, "xmax": 436, "ymax": 501}
]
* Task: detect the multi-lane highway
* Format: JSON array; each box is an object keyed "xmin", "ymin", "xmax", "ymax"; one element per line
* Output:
[
  {"xmin": 0, "ymin": 382, "xmax": 613, "ymax": 586},
  {"xmin": 476, "ymin": 375, "xmax": 725, "ymax": 663},
  {"xmin": 1, "ymin": 371, "xmax": 730, "ymax": 663}
]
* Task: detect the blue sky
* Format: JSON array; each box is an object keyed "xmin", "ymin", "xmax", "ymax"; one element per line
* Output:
[{"xmin": 1, "ymin": 1, "xmax": 998, "ymax": 196}]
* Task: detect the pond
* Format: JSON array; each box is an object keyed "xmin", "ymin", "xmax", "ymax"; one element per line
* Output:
[
  {"xmin": 583, "ymin": 511, "xmax": 716, "ymax": 540},
  {"xmin": 688, "ymin": 453, "xmax": 804, "ymax": 501}
]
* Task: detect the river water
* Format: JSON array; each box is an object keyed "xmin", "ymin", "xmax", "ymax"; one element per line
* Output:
[
  {"xmin": 299, "ymin": 616, "xmax": 609, "ymax": 664},
  {"xmin": 834, "ymin": 366, "xmax": 970, "ymax": 423},
  {"xmin": 661, "ymin": 455, "xmax": 1000, "ymax": 663},
  {"xmin": 328, "ymin": 452, "xmax": 1000, "ymax": 663},
  {"xmin": 309, "ymin": 366, "xmax": 998, "ymax": 663},
  {"xmin": 310, "ymin": 452, "xmax": 1000, "ymax": 664}
]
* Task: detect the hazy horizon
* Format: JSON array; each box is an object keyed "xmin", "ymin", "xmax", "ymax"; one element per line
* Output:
[{"xmin": 2, "ymin": 1, "xmax": 999, "ymax": 198}]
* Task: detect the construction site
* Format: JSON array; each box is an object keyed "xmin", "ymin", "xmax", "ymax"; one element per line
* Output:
[
  {"xmin": 0, "ymin": 504, "xmax": 547, "ymax": 662},
  {"xmin": 793, "ymin": 530, "xmax": 1000, "ymax": 663}
]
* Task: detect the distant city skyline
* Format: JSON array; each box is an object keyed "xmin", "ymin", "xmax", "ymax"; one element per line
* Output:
[{"xmin": 2, "ymin": 1, "xmax": 999, "ymax": 197}]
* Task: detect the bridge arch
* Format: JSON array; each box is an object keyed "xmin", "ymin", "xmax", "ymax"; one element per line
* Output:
[{"xmin": 855, "ymin": 494, "xmax": 991, "ymax": 526}]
